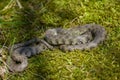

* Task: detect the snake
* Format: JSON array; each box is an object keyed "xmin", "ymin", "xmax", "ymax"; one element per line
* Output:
[{"xmin": 7, "ymin": 24, "xmax": 106, "ymax": 72}]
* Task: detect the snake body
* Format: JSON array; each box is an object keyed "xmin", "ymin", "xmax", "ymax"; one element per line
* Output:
[
  {"xmin": 45, "ymin": 27, "xmax": 93, "ymax": 45},
  {"xmin": 7, "ymin": 38, "xmax": 53, "ymax": 72},
  {"xmin": 7, "ymin": 24, "xmax": 106, "ymax": 72},
  {"xmin": 7, "ymin": 52, "xmax": 28, "ymax": 72},
  {"xmin": 45, "ymin": 24, "xmax": 106, "ymax": 51}
]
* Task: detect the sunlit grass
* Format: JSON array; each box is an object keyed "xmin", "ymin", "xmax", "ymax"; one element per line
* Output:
[{"xmin": 0, "ymin": 0, "xmax": 120, "ymax": 80}]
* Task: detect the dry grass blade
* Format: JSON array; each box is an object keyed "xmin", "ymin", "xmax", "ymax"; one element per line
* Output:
[
  {"xmin": 16, "ymin": 0, "xmax": 23, "ymax": 9},
  {"xmin": 0, "ymin": 0, "xmax": 23, "ymax": 13},
  {"xmin": 0, "ymin": 0, "xmax": 15, "ymax": 13}
]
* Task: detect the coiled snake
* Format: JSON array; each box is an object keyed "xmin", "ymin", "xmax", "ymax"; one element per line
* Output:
[{"xmin": 7, "ymin": 24, "xmax": 106, "ymax": 72}]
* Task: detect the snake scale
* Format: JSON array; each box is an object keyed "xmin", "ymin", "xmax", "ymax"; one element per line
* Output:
[{"xmin": 7, "ymin": 24, "xmax": 106, "ymax": 72}]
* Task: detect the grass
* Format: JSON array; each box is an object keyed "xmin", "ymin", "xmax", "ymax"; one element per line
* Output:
[{"xmin": 0, "ymin": 0, "xmax": 120, "ymax": 80}]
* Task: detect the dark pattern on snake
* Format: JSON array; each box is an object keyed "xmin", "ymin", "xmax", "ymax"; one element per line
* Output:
[
  {"xmin": 45, "ymin": 24, "xmax": 106, "ymax": 51},
  {"xmin": 7, "ymin": 24, "xmax": 106, "ymax": 72},
  {"xmin": 10, "ymin": 38, "xmax": 53, "ymax": 57}
]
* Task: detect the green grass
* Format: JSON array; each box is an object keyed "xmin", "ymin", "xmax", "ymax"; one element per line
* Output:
[{"xmin": 0, "ymin": 0, "xmax": 120, "ymax": 80}]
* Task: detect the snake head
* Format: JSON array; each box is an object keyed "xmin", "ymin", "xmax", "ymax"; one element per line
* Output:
[{"xmin": 7, "ymin": 52, "xmax": 28, "ymax": 72}]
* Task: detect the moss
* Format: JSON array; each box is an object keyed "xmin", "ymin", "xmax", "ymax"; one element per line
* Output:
[{"xmin": 0, "ymin": 0, "xmax": 120, "ymax": 80}]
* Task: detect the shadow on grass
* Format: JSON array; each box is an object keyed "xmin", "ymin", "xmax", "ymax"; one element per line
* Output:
[
  {"xmin": 6, "ymin": 7, "xmax": 53, "ymax": 79},
  {"xmin": 27, "ymin": 54, "xmax": 50, "ymax": 80}
]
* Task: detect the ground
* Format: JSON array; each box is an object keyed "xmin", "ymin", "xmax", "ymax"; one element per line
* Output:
[{"xmin": 0, "ymin": 0, "xmax": 120, "ymax": 80}]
